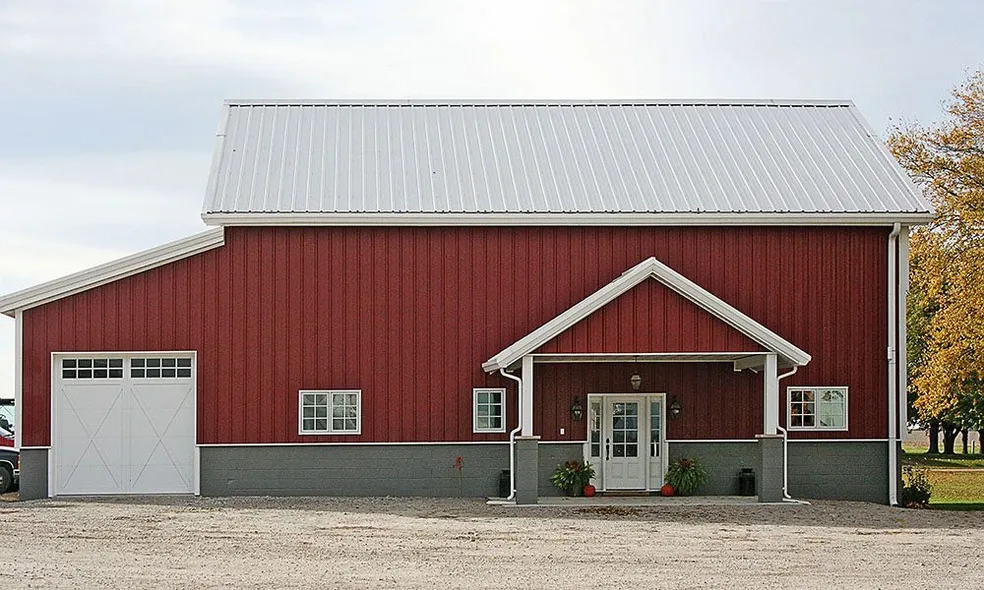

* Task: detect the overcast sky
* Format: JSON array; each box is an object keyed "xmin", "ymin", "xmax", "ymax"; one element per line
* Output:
[{"xmin": 1, "ymin": 0, "xmax": 983, "ymax": 402}]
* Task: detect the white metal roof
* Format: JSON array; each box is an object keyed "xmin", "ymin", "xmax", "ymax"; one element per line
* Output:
[
  {"xmin": 482, "ymin": 256, "xmax": 811, "ymax": 372},
  {"xmin": 202, "ymin": 99, "xmax": 930, "ymax": 225}
]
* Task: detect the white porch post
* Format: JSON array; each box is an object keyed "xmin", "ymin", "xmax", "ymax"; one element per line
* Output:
[
  {"xmin": 521, "ymin": 355, "xmax": 534, "ymax": 436},
  {"xmin": 763, "ymin": 353, "xmax": 779, "ymax": 435}
]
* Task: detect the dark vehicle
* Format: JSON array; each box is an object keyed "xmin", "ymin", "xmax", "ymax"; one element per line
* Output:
[{"xmin": 0, "ymin": 445, "xmax": 17, "ymax": 494}]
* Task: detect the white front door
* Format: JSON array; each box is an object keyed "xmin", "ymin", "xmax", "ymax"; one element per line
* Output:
[{"xmin": 604, "ymin": 397, "xmax": 646, "ymax": 489}]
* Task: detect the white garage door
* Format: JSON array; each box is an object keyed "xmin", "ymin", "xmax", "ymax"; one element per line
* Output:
[{"xmin": 53, "ymin": 354, "xmax": 196, "ymax": 495}]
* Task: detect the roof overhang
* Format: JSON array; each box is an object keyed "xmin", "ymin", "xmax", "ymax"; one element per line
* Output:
[
  {"xmin": 201, "ymin": 212, "xmax": 934, "ymax": 227},
  {"xmin": 0, "ymin": 228, "xmax": 225, "ymax": 317},
  {"xmin": 482, "ymin": 256, "xmax": 812, "ymax": 373}
]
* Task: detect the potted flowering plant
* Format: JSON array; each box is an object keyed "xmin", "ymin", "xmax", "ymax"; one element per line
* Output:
[
  {"xmin": 550, "ymin": 460, "xmax": 596, "ymax": 496},
  {"xmin": 664, "ymin": 457, "xmax": 708, "ymax": 496}
]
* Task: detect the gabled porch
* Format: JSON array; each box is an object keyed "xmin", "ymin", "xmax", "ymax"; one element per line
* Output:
[{"xmin": 483, "ymin": 257, "xmax": 811, "ymax": 505}]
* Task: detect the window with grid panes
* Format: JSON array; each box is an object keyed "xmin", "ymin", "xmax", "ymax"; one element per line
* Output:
[
  {"xmin": 788, "ymin": 387, "xmax": 847, "ymax": 431},
  {"xmin": 299, "ymin": 390, "xmax": 361, "ymax": 434}
]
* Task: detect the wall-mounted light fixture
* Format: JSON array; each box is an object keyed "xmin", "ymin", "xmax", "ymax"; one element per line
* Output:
[
  {"xmin": 630, "ymin": 373, "xmax": 642, "ymax": 391},
  {"xmin": 570, "ymin": 399, "xmax": 583, "ymax": 421},
  {"xmin": 669, "ymin": 396, "xmax": 682, "ymax": 419}
]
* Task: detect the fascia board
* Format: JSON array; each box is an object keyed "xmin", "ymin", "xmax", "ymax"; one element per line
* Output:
[{"xmin": 0, "ymin": 228, "xmax": 225, "ymax": 316}]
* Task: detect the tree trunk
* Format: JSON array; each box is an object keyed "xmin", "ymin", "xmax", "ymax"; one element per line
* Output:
[
  {"xmin": 962, "ymin": 429, "xmax": 969, "ymax": 454},
  {"xmin": 928, "ymin": 421, "xmax": 941, "ymax": 454},
  {"xmin": 942, "ymin": 423, "xmax": 960, "ymax": 455}
]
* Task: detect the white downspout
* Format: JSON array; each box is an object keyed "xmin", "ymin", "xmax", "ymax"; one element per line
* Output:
[
  {"xmin": 775, "ymin": 366, "xmax": 801, "ymax": 502},
  {"xmin": 500, "ymin": 368, "xmax": 523, "ymax": 501},
  {"xmin": 888, "ymin": 222, "xmax": 901, "ymax": 506},
  {"xmin": 898, "ymin": 228, "xmax": 910, "ymax": 443}
]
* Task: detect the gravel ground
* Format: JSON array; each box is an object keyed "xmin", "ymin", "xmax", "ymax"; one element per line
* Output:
[{"xmin": 0, "ymin": 496, "xmax": 982, "ymax": 589}]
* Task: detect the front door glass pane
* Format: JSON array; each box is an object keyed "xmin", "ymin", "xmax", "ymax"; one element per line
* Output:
[
  {"xmin": 650, "ymin": 400, "xmax": 661, "ymax": 457},
  {"xmin": 589, "ymin": 399, "xmax": 601, "ymax": 457},
  {"xmin": 611, "ymin": 401, "xmax": 638, "ymax": 459}
]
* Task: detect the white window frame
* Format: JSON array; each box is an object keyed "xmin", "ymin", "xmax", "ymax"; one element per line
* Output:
[
  {"xmin": 130, "ymin": 356, "xmax": 194, "ymax": 380},
  {"xmin": 298, "ymin": 389, "xmax": 362, "ymax": 435},
  {"xmin": 473, "ymin": 387, "xmax": 506, "ymax": 433},
  {"xmin": 60, "ymin": 357, "xmax": 126, "ymax": 380},
  {"xmin": 786, "ymin": 386, "xmax": 849, "ymax": 431}
]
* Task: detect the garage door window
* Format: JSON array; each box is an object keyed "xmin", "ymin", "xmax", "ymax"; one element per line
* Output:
[
  {"xmin": 61, "ymin": 358, "xmax": 124, "ymax": 379},
  {"xmin": 299, "ymin": 390, "xmax": 361, "ymax": 435},
  {"xmin": 131, "ymin": 357, "xmax": 193, "ymax": 379}
]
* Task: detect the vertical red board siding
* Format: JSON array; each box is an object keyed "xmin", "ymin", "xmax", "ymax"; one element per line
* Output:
[
  {"xmin": 537, "ymin": 279, "xmax": 764, "ymax": 354},
  {"xmin": 20, "ymin": 226, "xmax": 888, "ymax": 446}
]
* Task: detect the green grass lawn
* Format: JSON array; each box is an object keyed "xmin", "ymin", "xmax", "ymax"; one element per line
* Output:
[
  {"xmin": 902, "ymin": 449, "xmax": 984, "ymax": 510},
  {"xmin": 924, "ymin": 470, "xmax": 984, "ymax": 510},
  {"xmin": 902, "ymin": 449, "xmax": 984, "ymax": 469}
]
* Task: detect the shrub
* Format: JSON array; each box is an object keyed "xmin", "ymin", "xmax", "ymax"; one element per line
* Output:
[
  {"xmin": 900, "ymin": 465, "xmax": 932, "ymax": 508},
  {"xmin": 664, "ymin": 457, "xmax": 708, "ymax": 496}
]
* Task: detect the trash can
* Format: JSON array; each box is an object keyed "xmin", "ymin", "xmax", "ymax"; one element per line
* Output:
[
  {"xmin": 498, "ymin": 469, "xmax": 511, "ymax": 498},
  {"xmin": 737, "ymin": 467, "xmax": 756, "ymax": 496}
]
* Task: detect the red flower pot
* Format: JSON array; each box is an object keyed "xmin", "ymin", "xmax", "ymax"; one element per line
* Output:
[
  {"xmin": 660, "ymin": 484, "xmax": 675, "ymax": 497},
  {"xmin": 583, "ymin": 484, "xmax": 596, "ymax": 497}
]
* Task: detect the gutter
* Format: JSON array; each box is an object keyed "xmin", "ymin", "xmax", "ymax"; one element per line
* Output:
[
  {"xmin": 887, "ymin": 223, "xmax": 901, "ymax": 506},
  {"xmin": 499, "ymin": 368, "xmax": 524, "ymax": 502}
]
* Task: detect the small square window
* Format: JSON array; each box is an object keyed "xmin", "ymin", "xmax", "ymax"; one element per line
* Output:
[
  {"xmin": 299, "ymin": 390, "xmax": 361, "ymax": 435},
  {"xmin": 473, "ymin": 388, "xmax": 506, "ymax": 433}
]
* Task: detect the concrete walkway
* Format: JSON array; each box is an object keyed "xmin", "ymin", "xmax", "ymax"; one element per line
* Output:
[{"xmin": 490, "ymin": 495, "xmax": 791, "ymax": 507}]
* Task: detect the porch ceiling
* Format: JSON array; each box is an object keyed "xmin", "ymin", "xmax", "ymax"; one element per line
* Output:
[{"xmin": 531, "ymin": 352, "xmax": 775, "ymax": 371}]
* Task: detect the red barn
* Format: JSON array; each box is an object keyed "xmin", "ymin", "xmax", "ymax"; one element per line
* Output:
[{"xmin": 1, "ymin": 100, "xmax": 930, "ymax": 504}]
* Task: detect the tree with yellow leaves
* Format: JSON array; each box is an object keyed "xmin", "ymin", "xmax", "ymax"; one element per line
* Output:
[{"xmin": 889, "ymin": 70, "xmax": 984, "ymax": 454}]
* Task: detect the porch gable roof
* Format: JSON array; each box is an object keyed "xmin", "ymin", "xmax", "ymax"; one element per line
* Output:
[{"xmin": 482, "ymin": 257, "xmax": 812, "ymax": 372}]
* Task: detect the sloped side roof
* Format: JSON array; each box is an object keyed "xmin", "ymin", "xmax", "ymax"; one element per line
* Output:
[
  {"xmin": 482, "ymin": 256, "xmax": 811, "ymax": 372},
  {"xmin": 0, "ymin": 228, "xmax": 225, "ymax": 316},
  {"xmin": 203, "ymin": 99, "xmax": 931, "ymax": 224}
]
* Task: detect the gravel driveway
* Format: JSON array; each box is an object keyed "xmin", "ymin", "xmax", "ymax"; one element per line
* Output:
[{"xmin": 0, "ymin": 496, "xmax": 981, "ymax": 589}]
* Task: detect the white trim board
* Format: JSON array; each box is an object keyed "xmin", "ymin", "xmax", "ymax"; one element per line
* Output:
[
  {"xmin": 0, "ymin": 228, "xmax": 224, "ymax": 316},
  {"xmin": 196, "ymin": 441, "xmax": 512, "ymax": 447},
  {"xmin": 203, "ymin": 212, "xmax": 933, "ymax": 227},
  {"xmin": 665, "ymin": 439, "xmax": 758, "ymax": 443},
  {"xmin": 483, "ymin": 256, "xmax": 811, "ymax": 372}
]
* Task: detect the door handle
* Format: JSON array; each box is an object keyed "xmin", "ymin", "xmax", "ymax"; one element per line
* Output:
[{"xmin": 605, "ymin": 438, "xmax": 610, "ymax": 460}]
